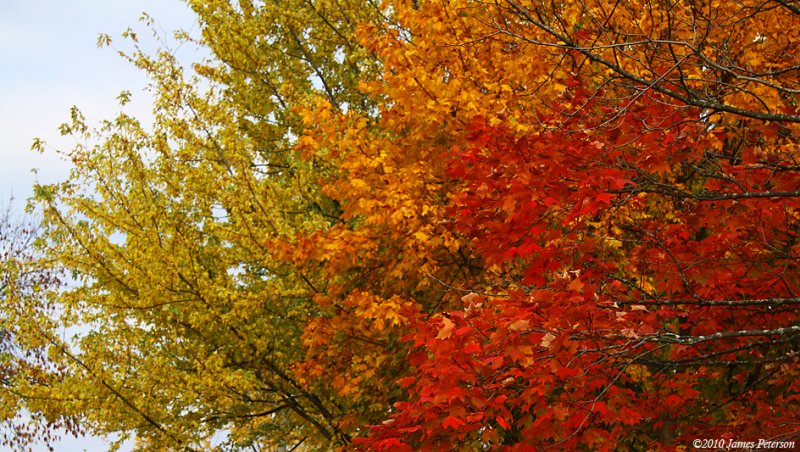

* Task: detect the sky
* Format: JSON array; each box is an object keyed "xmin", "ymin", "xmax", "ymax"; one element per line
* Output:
[
  {"xmin": 0, "ymin": 0, "xmax": 199, "ymax": 205},
  {"xmin": 0, "ymin": 1, "xmax": 199, "ymax": 450}
]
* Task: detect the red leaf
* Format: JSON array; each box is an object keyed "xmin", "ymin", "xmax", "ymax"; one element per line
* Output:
[
  {"xmin": 619, "ymin": 407, "xmax": 643, "ymax": 426},
  {"xmin": 442, "ymin": 416, "xmax": 465, "ymax": 429},
  {"xmin": 595, "ymin": 192, "xmax": 615, "ymax": 205},
  {"xmin": 496, "ymin": 415, "xmax": 511, "ymax": 430},
  {"xmin": 462, "ymin": 342, "xmax": 482, "ymax": 354},
  {"xmin": 397, "ymin": 376, "xmax": 416, "ymax": 388}
]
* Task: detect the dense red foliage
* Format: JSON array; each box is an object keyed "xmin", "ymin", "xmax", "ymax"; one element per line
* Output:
[{"xmin": 358, "ymin": 89, "xmax": 800, "ymax": 448}]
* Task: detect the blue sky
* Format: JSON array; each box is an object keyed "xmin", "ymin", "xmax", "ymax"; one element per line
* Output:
[
  {"xmin": 0, "ymin": 1, "xmax": 198, "ymax": 450},
  {"xmin": 0, "ymin": 0, "xmax": 198, "ymax": 204}
]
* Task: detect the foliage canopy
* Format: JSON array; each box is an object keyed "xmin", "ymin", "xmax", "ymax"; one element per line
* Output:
[{"xmin": 6, "ymin": 0, "xmax": 800, "ymax": 450}]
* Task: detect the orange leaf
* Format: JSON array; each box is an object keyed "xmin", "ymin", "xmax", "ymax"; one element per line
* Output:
[
  {"xmin": 436, "ymin": 317, "xmax": 455, "ymax": 340},
  {"xmin": 509, "ymin": 319, "xmax": 530, "ymax": 331}
]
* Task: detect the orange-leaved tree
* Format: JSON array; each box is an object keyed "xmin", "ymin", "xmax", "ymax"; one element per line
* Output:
[{"xmin": 23, "ymin": 1, "xmax": 424, "ymax": 449}]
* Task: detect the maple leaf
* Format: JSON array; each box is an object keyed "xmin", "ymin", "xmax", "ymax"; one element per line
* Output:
[
  {"xmin": 436, "ymin": 317, "xmax": 456, "ymax": 340},
  {"xmin": 540, "ymin": 332, "xmax": 556, "ymax": 348},
  {"xmin": 462, "ymin": 342, "xmax": 482, "ymax": 354},
  {"xmin": 461, "ymin": 292, "xmax": 482, "ymax": 305},
  {"xmin": 442, "ymin": 416, "xmax": 465, "ymax": 429},
  {"xmin": 509, "ymin": 319, "xmax": 530, "ymax": 331},
  {"xmin": 496, "ymin": 415, "xmax": 512, "ymax": 430}
]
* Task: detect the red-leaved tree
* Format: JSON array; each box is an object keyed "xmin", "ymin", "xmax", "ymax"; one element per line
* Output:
[{"xmin": 355, "ymin": 0, "xmax": 800, "ymax": 448}]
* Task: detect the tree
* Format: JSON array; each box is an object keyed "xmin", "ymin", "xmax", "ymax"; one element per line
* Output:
[{"xmin": 353, "ymin": 0, "xmax": 800, "ymax": 449}]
